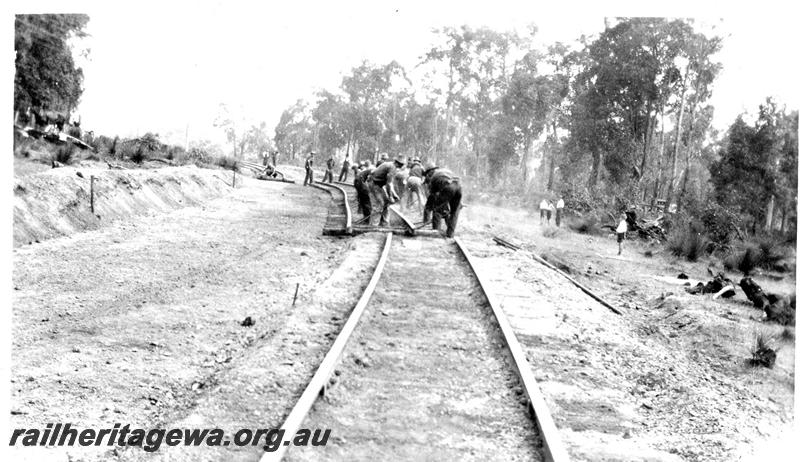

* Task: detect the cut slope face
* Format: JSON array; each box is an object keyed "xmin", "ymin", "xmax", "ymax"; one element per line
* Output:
[{"xmin": 13, "ymin": 165, "xmax": 234, "ymax": 247}]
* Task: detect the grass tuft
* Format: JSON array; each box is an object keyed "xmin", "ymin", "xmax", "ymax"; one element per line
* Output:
[{"xmin": 749, "ymin": 331, "xmax": 778, "ymax": 368}]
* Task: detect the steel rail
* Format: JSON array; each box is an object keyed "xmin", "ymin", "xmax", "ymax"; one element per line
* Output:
[
  {"xmin": 333, "ymin": 181, "xmax": 415, "ymax": 236},
  {"xmin": 238, "ymin": 160, "xmax": 292, "ymax": 182},
  {"xmin": 260, "ymin": 233, "xmax": 393, "ymax": 462},
  {"xmin": 309, "ymin": 182, "xmax": 353, "ymax": 235},
  {"xmin": 454, "ymin": 237, "xmax": 571, "ymax": 462}
]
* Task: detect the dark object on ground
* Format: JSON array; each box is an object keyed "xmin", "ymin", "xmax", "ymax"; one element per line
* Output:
[
  {"xmin": 540, "ymin": 253, "xmax": 573, "ymax": 274},
  {"xmin": 677, "ymin": 273, "xmax": 688, "ymax": 279},
  {"xmin": 686, "ymin": 272, "xmax": 736, "ymax": 297},
  {"xmin": 750, "ymin": 346, "xmax": 777, "ymax": 368},
  {"xmin": 240, "ymin": 316, "xmax": 255, "ymax": 327},
  {"xmin": 493, "ymin": 236, "xmax": 521, "ymax": 251},
  {"xmin": 740, "ymin": 277, "xmax": 796, "ymax": 325},
  {"xmin": 749, "ymin": 333, "xmax": 777, "ymax": 368},
  {"xmin": 644, "ymin": 250, "xmax": 653, "ymax": 257}
]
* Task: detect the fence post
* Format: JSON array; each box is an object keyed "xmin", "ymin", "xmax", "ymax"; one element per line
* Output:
[{"xmin": 90, "ymin": 175, "xmax": 95, "ymax": 214}]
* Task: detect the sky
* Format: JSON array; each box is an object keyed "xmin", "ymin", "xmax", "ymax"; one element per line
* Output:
[{"xmin": 11, "ymin": 0, "xmax": 800, "ymax": 149}]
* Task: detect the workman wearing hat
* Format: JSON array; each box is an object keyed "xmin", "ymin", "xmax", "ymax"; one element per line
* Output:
[
  {"xmin": 405, "ymin": 157, "xmax": 426, "ymax": 213},
  {"xmin": 303, "ymin": 151, "xmax": 315, "ymax": 186},
  {"xmin": 367, "ymin": 157, "xmax": 405, "ymax": 226}
]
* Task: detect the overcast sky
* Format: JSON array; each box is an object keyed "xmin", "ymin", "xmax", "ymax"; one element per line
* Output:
[{"xmin": 15, "ymin": 0, "xmax": 800, "ymax": 148}]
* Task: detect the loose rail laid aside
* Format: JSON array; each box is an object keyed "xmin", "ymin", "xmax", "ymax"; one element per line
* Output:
[
  {"xmin": 493, "ymin": 236, "xmax": 623, "ymax": 316},
  {"xmin": 260, "ymin": 233, "xmax": 393, "ymax": 462},
  {"xmin": 309, "ymin": 182, "xmax": 353, "ymax": 235},
  {"xmin": 455, "ymin": 237, "xmax": 571, "ymax": 462}
]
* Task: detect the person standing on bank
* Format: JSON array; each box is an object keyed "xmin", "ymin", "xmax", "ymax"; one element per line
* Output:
[
  {"xmin": 616, "ymin": 213, "xmax": 628, "ymax": 255},
  {"xmin": 539, "ymin": 198, "xmax": 548, "ymax": 225},
  {"xmin": 367, "ymin": 157, "xmax": 404, "ymax": 227},
  {"xmin": 546, "ymin": 200, "xmax": 555, "ymax": 225},
  {"xmin": 303, "ymin": 152, "xmax": 315, "ymax": 186},
  {"xmin": 556, "ymin": 196, "xmax": 565, "ymax": 227}
]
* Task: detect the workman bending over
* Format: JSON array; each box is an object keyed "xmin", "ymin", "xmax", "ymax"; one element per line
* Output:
[{"xmin": 367, "ymin": 157, "xmax": 405, "ymax": 227}]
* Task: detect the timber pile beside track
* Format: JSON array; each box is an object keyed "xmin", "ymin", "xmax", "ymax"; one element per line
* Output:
[{"xmin": 263, "ymin": 233, "xmax": 569, "ymax": 462}]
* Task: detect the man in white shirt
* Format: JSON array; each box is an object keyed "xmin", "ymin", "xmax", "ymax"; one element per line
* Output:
[
  {"xmin": 555, "ymin": 197, "xmax": 565, "ymax": 227},
  {"xmin": 616, "ymin": 213, "xmax": 628, "ymax": 255}
]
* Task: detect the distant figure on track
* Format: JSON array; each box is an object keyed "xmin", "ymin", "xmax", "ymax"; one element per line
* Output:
[
  {"xmin": 338, "ymin": 154, "xmax": 351, "ymax": 182},
  {"xmin": 303, "ymin": 152, "xmax": 315, "ymax": 186},
  {"xmin": 546, "ymin": 200, "xmax": 555, "ymax": 225},
  {"xmin": 322, "ymin": 155, "xmax": 335, "ymax": 183},
  {"xmin": 616, "ymin": 213, "xmax": 628, "ymax": 255},
  {"xmin": 423, "ymin": 167, "xmax": 462, "ymax": 238},
  {"xmin": 367, "ymin": 157, "xmax": 404, "ymax": 227}
]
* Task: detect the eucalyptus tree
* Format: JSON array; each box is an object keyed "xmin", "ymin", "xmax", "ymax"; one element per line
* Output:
[{"xmin": 14, "ymin": 14, "xmax": 89, "ymax": 118}]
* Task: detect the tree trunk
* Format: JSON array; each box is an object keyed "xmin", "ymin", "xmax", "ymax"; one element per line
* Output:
[
  {"xmin": 521, "ymin": 135, "xmax": 532, "ymax": 184},
  {"xmin": 638, "ymin": 106, "xmax": 653, "ymax": 180},
  {"xmin": 780, "ymin": 205, "xmax": 788, "ymax": 233},
  {"xmin": 677, "ymin": 164, "xmax": 690, "ymax": 212},
  {"xmin": 589, "ymin": 149, "xmax": 602, "ymax": 190},
  {"xmin": 546, "ymin": 121, "xmax": 558, "ymax": 191},
  {"xmin": 765, "ymin": 195, "xmax": 775, "ymax": 232},
  {"xmin": 666, "ymin": 73, "xmax": 688, "ymax": 208}
]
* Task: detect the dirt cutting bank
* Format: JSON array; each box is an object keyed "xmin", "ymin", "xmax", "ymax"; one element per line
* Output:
[{"xmin": 13, "ymin": 165, "xmax": 235, "ymax": 247}]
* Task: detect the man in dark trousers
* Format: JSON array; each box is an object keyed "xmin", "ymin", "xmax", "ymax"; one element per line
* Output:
[
  {"xmin": 322, "ymin": 155, "xmax": 335, "ymax": 183},
  {"xmin": 353, "ymin": 161, "xmax": 374, "ymax": 219},
  {"xmin": 423, "ymin": 167, "xmax": 462, "ymax": 238},
  {"xmin": 338, "ymin": 154, "xmax": 351, "ymax": 182},
  {"xmin": 303, "ymin": 152, "xmax": 315, "ymax": 186},
  {"xmin": 367, "ymin": 157, "xmax": 405, "ymax": 226}
]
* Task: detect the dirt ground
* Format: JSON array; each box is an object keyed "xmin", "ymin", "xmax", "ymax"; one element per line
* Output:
[
  {"xmin": 9, "ymin": 162, "xmax": 796, "ymax": 461},
  {"xmin": 457, "ymin": 203, "xmax": 795, "ymax": 461}
]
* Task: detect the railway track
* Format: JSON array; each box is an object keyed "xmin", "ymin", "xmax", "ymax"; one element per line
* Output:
[
  {"xmin": 312, "ymin": 181, "xmax": 415, "ymax": 236},
  {"xmin": 262, "ymin": 233, "xmax": 568, "ymax": 462}
]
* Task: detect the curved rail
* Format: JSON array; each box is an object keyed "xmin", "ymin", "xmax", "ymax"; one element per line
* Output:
[
  {"xmin": 309, "ymin": 182, "xmax": 353, "ymax": 235},
  {"xmin": 454, "ymin": 237, "xmax": 570, "ymax": 462},
  {"xmin": 334, "ymin": 181, "xmax": 415, "ymax": 235},
  {"xmin": 260, "ymin": 233, "xmax": 393, "ymax": 462}
]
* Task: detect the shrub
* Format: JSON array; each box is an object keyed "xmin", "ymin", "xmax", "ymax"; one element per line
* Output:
[
  {"xmin": 749, "ymin": 332, "xmax": 778, "ymax": 368},
  {"xmin": 667, "ymin": 227, "xmax": 708, "ymax": 262},
  {"xmin": 214, "ymin": 156, "xmax": 239, "ymax": 171},
  {"xmin": 781, "ymin": 326, "xmax": 794, "ymax": 342},
  {"xmin": 754, "ymin": 234, "xmax": 788, "ymax": 271},
  {"xmin": 53, "ymin": 143, "xmax": 77, "ymax": 165},
  {"xmin": 723, "ymin": 235, "xmax": 790, "ymax": 274},
  {"xmin": 165, "ymin": 145, "xmax": 186, "ymax": 162},
  {"xmin": 568, "ymin": 216, "xmax": 599, "ymax": 234},
  {"xmin": 130, "ymin": 146, "xmax": 147, "ymax": 164},
  {"xmin": 700, "ymin": 203, "xmax": 742, "ymax": 248},
  {"xmin": 110, "ymin": 136, "xmax": 118, "ymax": 157}
]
